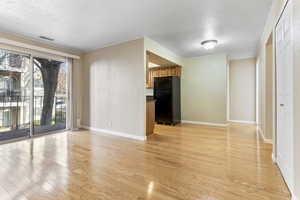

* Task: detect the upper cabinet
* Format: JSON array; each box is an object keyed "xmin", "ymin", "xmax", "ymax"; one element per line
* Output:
[
  {"xmin": 146, "ymin": 66, "xmax": 181, "ymax": 88},
  {"xmin": 146, "ymin": 51, "xmax": 182, "ymax": 89}
]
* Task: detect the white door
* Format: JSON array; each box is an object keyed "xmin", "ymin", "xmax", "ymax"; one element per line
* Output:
[{"xmin": 275, "ymin": 0, "xmax": 294, "ymax": 191}]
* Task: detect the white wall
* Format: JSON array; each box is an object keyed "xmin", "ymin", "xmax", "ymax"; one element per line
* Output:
[
  {"xmin": 81, "ymin": 39, "xmax": 145, "ymax": 138},
  {"xmin": 229, "ymin": 58, "xmax": 256, "ymax": 122},
  {"xmin": 181, "ymin": 54, "xmax": 228, "ymax": 125}
]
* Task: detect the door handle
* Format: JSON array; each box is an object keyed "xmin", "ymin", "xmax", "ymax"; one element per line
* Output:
[{"xmin": 280, "ymin": 104, "xmax": 284, "ymax": 107}]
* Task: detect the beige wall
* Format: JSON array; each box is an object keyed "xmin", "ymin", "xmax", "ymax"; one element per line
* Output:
[
  {"xmin": 181, "ymin": 54, "xmax": 227, "ymax": 124},
  {"xmin": 72, "ymin": 59, "xmax": 83, "ymax": 125},
  {"xmin": 229, "ymin": 58, "xmax": 256, "ymax": 122},
  {"xmin": 81, "ymin": 39, "xmax": 145, "ymax": 138},
  {"xmin": 265, "ymin": 42, "xmax": 274, "ymax": 140},
  {"xmin": 0, "ymin": 31, "xmax": 81, "ymax": 56},
  {"xmin": 257, "ymin": 40, "xmax": 274, "ymax": 140}
]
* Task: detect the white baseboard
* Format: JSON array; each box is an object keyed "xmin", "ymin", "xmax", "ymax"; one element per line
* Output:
[
  {"xmin": 272, "ymin": 153, "xmax": 277, "ymax": 163},
  {"xmin": 181, "ymin": 120, "xmax": 228, "ymax": 127},
  {"xmin": 228, "ymin": 120, "xmax": 256, "ymax": 124},
  {"xmin": 81, "ymin": 125, "xmax": 147, "ymax": 141},
  {"xmin": 264, "ymin": 139, "xmax": 272, "ymax": 144},
  {"xmin": 77, "ymin": 118, "xmax": 81, "ymax": 127},
  {"xmin": 257, "ymin": 127, "xmax": 273, "ymax": 144},
  {"xmin": 292, "ymin": 192, "xmax": 299, "ymax": 200}
]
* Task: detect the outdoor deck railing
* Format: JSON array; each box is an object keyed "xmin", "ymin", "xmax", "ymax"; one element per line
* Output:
[{"xmin": 0, "ymin": 95, "xmax": 66, "ymax": 130}]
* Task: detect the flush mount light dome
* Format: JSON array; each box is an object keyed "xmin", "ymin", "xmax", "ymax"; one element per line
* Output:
[
  {"xmin": 39, "ymin": 36, "xmax": 54, "ymax": 41},
  {"xmin": 201, "ymin": 40, "xmax": 218, "ymax": 50}
]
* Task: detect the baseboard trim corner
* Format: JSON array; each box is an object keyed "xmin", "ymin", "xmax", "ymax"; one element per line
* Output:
[
  {"xmin": 77, "ymin": 118, "xmax": 81, "ymax": 127},
  {"xmin": 272, "ymin": 153, "xmax": 277, "ymax": 163},
  {"xmin": 81, "ymin": 125, "xmax": 147, "ymax": 141},
  {"xmin": 264, "ymin": 139, "xmax": 273, "ymax": 144},
  {"xmin": 228, "ymin": 120, "xmax": 256, "ymax": 124},
  {"xmin": 292, "ymin": 193, "xmax": 299, "ymax": 200},
  {"xmin": 257, "ymin": 127, "xmax": 273, "ymax": 144},
  {"xmin": 181, "ymin": 120, "xmax": 228, "ymax": 127}
]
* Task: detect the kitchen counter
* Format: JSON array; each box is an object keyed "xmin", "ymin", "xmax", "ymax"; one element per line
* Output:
[{"xmin": 146, "ymin": 95, "xmax": 155, "ymax": 101}]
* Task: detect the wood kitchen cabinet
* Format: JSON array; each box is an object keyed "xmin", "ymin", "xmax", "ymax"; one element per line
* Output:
[
  {"xmin": 146, "ymin": 99, "xmax": 156, "ymax": 136},
  {"xmin": 146, "ymin": 66, "xmax": 181, "ymax": 88}
]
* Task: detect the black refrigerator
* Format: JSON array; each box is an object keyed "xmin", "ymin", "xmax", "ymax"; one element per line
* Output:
[{"xmin": 154, "ymin": 76, "xmax": 181, "ymax": 125}]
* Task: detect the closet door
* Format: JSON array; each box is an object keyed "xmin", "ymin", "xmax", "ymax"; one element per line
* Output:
[{"xmin": 275, "ymin": 0, "xmax": 294, "ymax": 190}]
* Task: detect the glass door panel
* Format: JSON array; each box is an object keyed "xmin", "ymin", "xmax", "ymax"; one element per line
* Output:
[
  {"xmin": 33, "ymin": 57, "xmax": 68, "ymax": 135},
  {"xmin": 0, "ymin": 49, "xmax": 31, "ymax": 141}
]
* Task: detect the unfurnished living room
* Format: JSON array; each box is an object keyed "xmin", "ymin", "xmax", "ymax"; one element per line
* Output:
[{"xmin": 0, "ymin": 0, "xmax": 299, "ymax": 199}]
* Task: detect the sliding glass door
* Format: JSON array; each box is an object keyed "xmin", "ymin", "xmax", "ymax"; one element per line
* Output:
[
  {"xmin": 33, "ymin": 57, "xmax": 68, "ymax": 135},
  {"xmin": 0, "ymin": 48, "xmax": 69, "ymax": 142},
  {"xmin": 0, "ymin": 49, "xmax": 31, "ymax": 141}
]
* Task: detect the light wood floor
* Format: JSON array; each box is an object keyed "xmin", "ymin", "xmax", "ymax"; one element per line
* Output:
[{"xmin": 0, "ymin": 123, "xmax": 290, "ymax": 200}]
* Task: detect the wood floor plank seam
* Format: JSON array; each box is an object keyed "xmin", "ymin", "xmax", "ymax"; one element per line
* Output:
[{"xmin": 0, "ymin": 123, "xmax": 291, "ymax": 200}]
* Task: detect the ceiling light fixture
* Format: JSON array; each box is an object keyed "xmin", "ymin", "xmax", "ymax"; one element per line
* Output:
[
  {"xmin": 201, "ymin": 40, "xmax": 218, "ymax": 50},
  {"xmin": 39, "ymin": 36, "xmax": 54, "ymax": 41}
]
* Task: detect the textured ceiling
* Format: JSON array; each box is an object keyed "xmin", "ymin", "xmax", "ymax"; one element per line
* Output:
[{"xmin": 0, "ymin": 0, "xmax": 272, "ymax": 58}]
